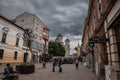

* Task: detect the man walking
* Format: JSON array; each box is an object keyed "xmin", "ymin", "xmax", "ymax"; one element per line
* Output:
[
  {"xmin": 58, "ymin": 58, "xmax": 62, "ymax": 72},
  {"xmin": 52, "ymin": 59, "xmax": 56, "ymax": 72}
]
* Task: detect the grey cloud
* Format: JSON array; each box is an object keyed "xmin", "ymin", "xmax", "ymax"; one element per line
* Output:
[
  {"xmin": 58, "ymin": 0, "xmax": 88, "ymax": 6},
  {"xmin": 0, "ymin": 0, "xmax": 88, "ymax": 38}
]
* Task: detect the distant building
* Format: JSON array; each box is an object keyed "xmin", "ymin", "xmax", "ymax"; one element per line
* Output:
[
  {"xmin": 74, "ymin": 43, "xmax": 81, "ymax": 58},
  {"xmin": 65, "ymin": 39, "xmax": 70, "ymax": 57},
  {"xmin": 14, "ymin": 12, "xmax": 49, "ymax": 63},
  {"xmin": 76, "ymin": 43, "xmax": 80, "ymax": 58},
  {"xmin": 55, "ymin": 33, "xmax": 63, "ymax": 45},
  {"xmin": 55, "ymin": 33, "xmax": 71, "ymax": 57},
  {"xmin": 0, "ymin": 14, "xmax": 24, "ymax": 63},
  {"xmin": 70, "ymin": 53, "xmax": 77, "ymax": 58}
]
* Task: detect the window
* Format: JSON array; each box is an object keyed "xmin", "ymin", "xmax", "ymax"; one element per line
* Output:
[
  {"xmin": 15, "ymin": 38, "xmax": 19, "ymax": 46},
  {"xmin": 0, "ymin": 49, "xmax": 4, "ymax": 59},
  {"xmin": 1, "ymin": 33, "xmax": 7, "ymax": 43},
  {"xmin": 14, "ymin": 51, "xmax": 18, "ymax": 59}
]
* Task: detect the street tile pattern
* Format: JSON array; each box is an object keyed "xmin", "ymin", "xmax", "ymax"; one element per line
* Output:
[{"xmin": 19, "ymin": 63, "xmax": 97, "ymax": 80}]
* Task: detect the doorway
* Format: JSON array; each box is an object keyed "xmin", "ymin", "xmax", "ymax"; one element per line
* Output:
[{"xmin": 23, "ymin": 53, "xmax": 28, "ymax": 62}]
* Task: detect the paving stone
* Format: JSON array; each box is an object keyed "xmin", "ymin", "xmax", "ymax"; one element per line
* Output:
[{"xmin": 19, "ymin": 63, "xmax": 97, "ymax": 80}]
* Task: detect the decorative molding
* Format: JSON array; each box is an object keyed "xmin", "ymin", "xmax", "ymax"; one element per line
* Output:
[
  {"xmin": 16, "ymin": 33, "xmax": 21, "ymax": 38},
  {"xmin": 2, "ymin": 27, "xmax": 10, "ymax": 32}
]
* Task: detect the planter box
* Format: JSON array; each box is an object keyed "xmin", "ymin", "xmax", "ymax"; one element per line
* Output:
[{"xmin": 16, "ymin": 64, "xmax": 35, "ymax": 74}]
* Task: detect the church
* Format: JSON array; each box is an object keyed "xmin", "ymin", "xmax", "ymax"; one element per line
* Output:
[{"xmin": 55, "ymin": 33, "xmax": 70, "ymax": 57}]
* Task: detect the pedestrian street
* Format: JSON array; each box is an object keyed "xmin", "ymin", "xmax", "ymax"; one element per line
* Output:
[{"xmin": 19, "ymin": 63, "xmax": 97, "ymax": 80}]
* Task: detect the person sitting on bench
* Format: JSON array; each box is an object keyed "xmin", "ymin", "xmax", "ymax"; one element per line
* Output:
[{"xmin": 4, "ymin": 63, "xmax": 14, "ymax": 75}]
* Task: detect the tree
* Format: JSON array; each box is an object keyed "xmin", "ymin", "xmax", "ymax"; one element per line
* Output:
[
  {"xmin": 22, "ymin": 29, "xmax": 38, "ymax": 62},
  {"xmin": 48, "ymin": 41, "xmax": 65, "ymax": 57}
]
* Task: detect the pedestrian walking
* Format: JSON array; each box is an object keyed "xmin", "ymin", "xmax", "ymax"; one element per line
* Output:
[
  {"xmin": 58, "ymin": 58, "xmax": 62, "ymax": 72},
  {"xmin": 75, "ymin": 59, "xmax": 79, "ymax": 69},
  {"xmin": 52, "ymin": 59, "xmax": 56, "ymax": 72}
]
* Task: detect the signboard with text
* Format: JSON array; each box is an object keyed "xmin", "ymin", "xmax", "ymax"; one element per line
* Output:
[{"xmin": 89, "ymin": 37, "xmax": 109, "ymax": 43}]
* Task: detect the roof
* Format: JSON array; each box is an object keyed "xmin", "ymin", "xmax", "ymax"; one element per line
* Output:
[
  {"xmin": 15, "ymin": 12, "xmax": 49, "ymax": 30},
  {"xmin": 65, "ymin": 38, "xmax": 70, "ymax": 42},
  {"xmin": 58, "ymin": 33, "xmax": 63, "ymax": 37},
  {"xmin": 0, "ymin": 14, "xmax": 24, "ymax": 30}
]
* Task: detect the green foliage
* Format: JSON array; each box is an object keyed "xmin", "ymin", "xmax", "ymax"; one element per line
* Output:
[{"xmin": 48, "ymin": 41, "xmax": 65, "ymax": 57}]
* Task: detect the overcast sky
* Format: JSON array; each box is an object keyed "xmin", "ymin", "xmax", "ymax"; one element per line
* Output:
[{"xmin": 0, "ymin": 0, "xmax": 88, "ymax": 54}]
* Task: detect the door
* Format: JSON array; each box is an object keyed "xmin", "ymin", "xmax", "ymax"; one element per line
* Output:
[{"xmin": 23, "ymin": 53, "xmax": 28, "ymax": 62}]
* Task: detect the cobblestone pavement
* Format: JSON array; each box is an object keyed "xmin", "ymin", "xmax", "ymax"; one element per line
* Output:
[{"xmin": 19, "ymin": 63, "xmax": 97, "ymax": 80}]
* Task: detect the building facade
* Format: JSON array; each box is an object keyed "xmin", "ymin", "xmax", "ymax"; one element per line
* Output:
[
  {"xmin": 43, "ymin": 27, "xmax": 49, "ymax": 54},
  {"xmin": 55, "ymin": 33, "xmax": 63, "ymax": 45},
  {"xmin": 104, "ymin": 0, "xmax": 120, "ymax": 79},
  {"xmin": 75, "ymin": 43, "xmax": 81, "ymax": 58},
  {"xmin": 65, "ymin": 39, "xmax": 70, "ymax": 57},
  {"xmin": 81, "ymin": 18, "xmax": 90, "ymax": 67},
  {"xmin": 0, "ymin": 15, "xmax": 24, "ymax": 63},
  {"xmin": 81, "ymin": 0, "xmax": 120, "ymax": 79},
  {"xmin": 14, "ymin": 12, "xmax": 49, "ymax": 63},
  {"xmin": 55, "ymin": 34, "xmax": 71, "ymax": 57}
]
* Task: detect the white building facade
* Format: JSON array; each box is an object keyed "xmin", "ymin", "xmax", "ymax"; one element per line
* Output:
[{"xmin": 14, "ymin": 12, "xmax": 46, "ymax": 63}]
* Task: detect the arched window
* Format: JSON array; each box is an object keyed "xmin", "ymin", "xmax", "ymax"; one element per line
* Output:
[{"xmin": 15, "ymin": 33, "xmax": 21, "ymax": 46}]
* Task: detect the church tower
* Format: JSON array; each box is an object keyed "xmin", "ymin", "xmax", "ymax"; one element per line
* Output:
[
  {"xmin": 65, "ymin": 39, "xmax": 70, "ymax": 57},
  {"xmin": 55, "ymin": 33, "xmax": 63, "ymax": 44}
]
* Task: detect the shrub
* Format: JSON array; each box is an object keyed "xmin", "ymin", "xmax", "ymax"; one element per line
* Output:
[{"xmin": 16, "ymin": 64, "xmax": 35, "ymax": 74}]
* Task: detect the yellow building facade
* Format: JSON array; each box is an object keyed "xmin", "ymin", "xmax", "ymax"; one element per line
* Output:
[{"xmin": 0, "ymin": 15, "xmax": 25, "ymax": 63}]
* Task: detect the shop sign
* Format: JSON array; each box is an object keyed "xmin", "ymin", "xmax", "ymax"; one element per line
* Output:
[{"xmin": 89, "ymin": 37, "xmax": 109, "ymax": 43}]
